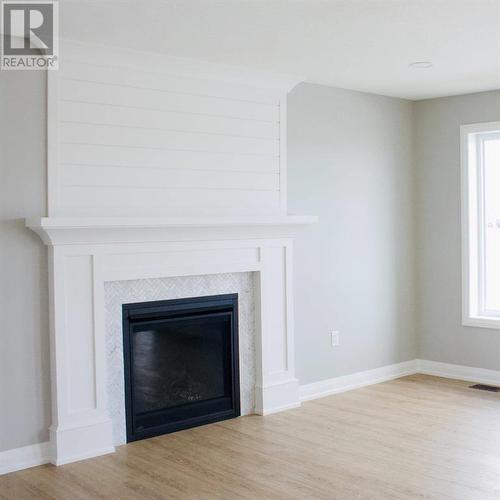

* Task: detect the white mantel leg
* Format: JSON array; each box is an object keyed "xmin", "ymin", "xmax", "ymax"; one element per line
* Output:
[
  {"xmin": 48, "ymin": 247, "xmax": 115, "ymax": 465},
  {"xmin": 254, "ymin": 242, "xmax": 300, "ymax": 414}
]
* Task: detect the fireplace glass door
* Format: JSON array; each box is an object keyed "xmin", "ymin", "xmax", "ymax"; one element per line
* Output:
[{"xmin": 123, "ymin": 294, "xmax": 240, "ymax": 442}]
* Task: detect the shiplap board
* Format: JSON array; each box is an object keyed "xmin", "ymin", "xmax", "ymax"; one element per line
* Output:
[
  {"xmin": 60, "ymin": 164, "xmax": 280, "ymax": 191},
  {"xmin": 59, "ymin": 122, "xmax": 279, "ymax": 156},
  {"xmin": 50, "ymin": 41, "xmax": 296, "ymax": 217},
  {"xmin": 58, "ymin": 186, "xmax": 282, "ymax": 217},
  {"xmin": 60, "ymin": 59, "xmax": 282, "ymax": 104},
  {"xmin": 59, "ymin": 101, "xmax": 279, "ymax": 139},
  {"xmin": 59, "ymin": 144, "xmax": 280, "ymax": 173},
  {"xmin": 59, "ymin": 79, "xmax": 280, "ymax": 123}
]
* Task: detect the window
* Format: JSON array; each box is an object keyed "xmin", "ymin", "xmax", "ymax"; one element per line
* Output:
[{"xmin": 461, "ymin": 122, "xmax": 500, "ymax": 328}]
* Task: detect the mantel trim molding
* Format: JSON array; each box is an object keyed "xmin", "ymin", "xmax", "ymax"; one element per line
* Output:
[{"xmin": 26, "ymin": 215, "xmax": 318, "ymax": 245}]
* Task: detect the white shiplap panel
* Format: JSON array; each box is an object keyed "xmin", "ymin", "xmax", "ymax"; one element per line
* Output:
[
  {"xmin": 59, "ymin": 143, "xmax": 279, "ymax": 173},
  {"xmin": 51, "ymin": 42, "xmax": 292, "ymax": 217},
  {"xmin": 60, "ymin": 164, "xmax": 280, "ymax": 191},
  {"xmin": 58, "ymin": 186, "xmax": 282, "ymax": 217},
  {"xmin": 60, "ymin": 59, "xmax": 282, "ymax": 105},
  {"xmin": 59, "ymin": 122, "xmax": 279, "ymax": 157},
  {"xmin": 59, "ymin": 100, "xmax": 279, "ymax": 140},
  {"xmin": 60, "ymin": 79, "xmax": 279, "ymax": 122}
]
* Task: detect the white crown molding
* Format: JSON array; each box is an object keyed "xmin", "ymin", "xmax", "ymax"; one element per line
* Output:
[{"xmin": 60, "ymin": 38, "xmax": 304, "ymax": 93}]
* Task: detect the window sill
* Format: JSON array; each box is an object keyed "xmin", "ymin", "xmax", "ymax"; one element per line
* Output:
[{"xmin": 463, "ymin": 316, "xmax": 500, "ymax": 330}]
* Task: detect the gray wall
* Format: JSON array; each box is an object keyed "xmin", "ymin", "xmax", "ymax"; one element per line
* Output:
[
  {"xmin": 2, "ymin": 74, "xmax": 499, "ymax": 452},
  {"xmin": 0, "ymin": 78, "xmax": 418, "ymax": 451},
  {"xmin": 288, "ymin": 83, "xmax": 417, "ymax": 384},
  {"xmin": 0, "ymin": 70, "xmax": 50, "ymax": 451},
  {"xmin": 415, "ymin": 90, "xmax": 500, "ymax": 369}
]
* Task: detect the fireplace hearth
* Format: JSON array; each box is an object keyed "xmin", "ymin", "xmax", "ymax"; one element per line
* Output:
[{"xmin": 122, "ymin": 294, "xmax": 240, "ymax": 442}]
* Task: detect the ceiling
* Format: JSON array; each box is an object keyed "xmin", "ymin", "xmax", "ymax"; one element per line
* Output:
[{"xmin": 59, "ymin": 0, "xmax": 500, "ymax": 100}]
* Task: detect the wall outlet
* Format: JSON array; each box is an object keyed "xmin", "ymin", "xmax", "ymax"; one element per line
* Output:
[{"xmin": 330, "ymin": 330, "xmax": 340, "ymax": 347}]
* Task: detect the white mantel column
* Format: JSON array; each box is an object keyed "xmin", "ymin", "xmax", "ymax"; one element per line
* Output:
[
  {"xmin": 254, "ymin": 244, "xmax": 300, "ymax": 414},
  {"xmin": 48, "ymin": 246, "xmax": 115, "ymax": 465}
]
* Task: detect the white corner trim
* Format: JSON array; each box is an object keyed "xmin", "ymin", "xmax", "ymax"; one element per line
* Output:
[
  {"xmin": 0, "ymin": 441, "xmax": 51, "ymax": 476},
  {"xmin": 416, "ymin": 359, "xmax": 500, "ymax": 385},
  {"xmin": 299, "ymin": 360, "xmax": 419, "ymax": 402}
]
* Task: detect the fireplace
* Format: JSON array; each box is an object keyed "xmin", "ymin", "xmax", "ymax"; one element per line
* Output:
[
  {"xmin": 27, "ymin": 218, "xmax": 310, "ymax": 463},
  {"xmin": 122, "ymin": 294, "xmax": 240, "ymax": 442},
  {"xmin": 25, "ymin": 39, "xmax": 314, "ymax": 465}
]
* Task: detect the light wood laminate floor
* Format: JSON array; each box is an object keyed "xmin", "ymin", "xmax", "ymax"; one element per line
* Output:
[{"xmin": 2, "ymin": 374, "xmax": 500, "ymax": 499}]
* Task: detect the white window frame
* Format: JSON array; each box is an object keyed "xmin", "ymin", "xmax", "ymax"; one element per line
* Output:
[{"xmin": 461, "ymin": 121, "xmax": 500, "ymax": 329}]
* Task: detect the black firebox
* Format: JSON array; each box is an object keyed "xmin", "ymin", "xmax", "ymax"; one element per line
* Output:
[{"xmin": 122, "ymin": 294, "xmax": 240, "ymax": 442}]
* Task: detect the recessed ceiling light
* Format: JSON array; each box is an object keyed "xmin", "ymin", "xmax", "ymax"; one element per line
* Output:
[{"xmin": 409, "ymin": 61, "xmax": 433, "ymax": 69}]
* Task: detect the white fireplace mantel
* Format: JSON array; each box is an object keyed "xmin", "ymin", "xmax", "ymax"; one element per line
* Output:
[
  {"xmin": 27, "ymin": 215, "xmax": 317, "ymax": 465},
  {"xmin": 26, "ymin": 215, "xmax": 318, "ymax": 245}
]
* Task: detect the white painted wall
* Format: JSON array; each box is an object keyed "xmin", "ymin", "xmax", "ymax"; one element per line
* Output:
[
  {"xmin": 288, "ymin": 83, "xmax": 417, "ymax": 384},
  {"xmin": 415, "ymin": 90, "xmax": 500, "ymax": 369},
  {"xmin": 0, "ymin": 70, "xmax": 51, "ymax": 451}
]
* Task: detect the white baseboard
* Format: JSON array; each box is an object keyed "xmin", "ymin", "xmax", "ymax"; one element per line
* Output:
[
  {"xmin": 258, "ymin": 402, "xmax": 302, "ymax": 416},
  {"xmin": 254, "ymin": 378, "xmax": 301, "ymax": 416},
  {"xmin": 53, "ymin": 446, "xmax": 115, "ymax": 466},
  {"xmin": 50, "ymin": 418, "xmax": 115, "ymax": 467},
  {"xmin": 0, "ymin": 441, "xmax": 51, "ymax": 476},
  {"xmin": 299, "ymin": 359, "xmax": 418, "ymax": 402},
  {"xmin": 416, "ymin": 359, "xmax": 500, "ymax": 386},
  {"xmin": 4, "ymin": 358, "xmax": 500, "ymax": 476},
  {"xmin": 299, "ymin": 359, "xmax": 500, "ymax": 404}
]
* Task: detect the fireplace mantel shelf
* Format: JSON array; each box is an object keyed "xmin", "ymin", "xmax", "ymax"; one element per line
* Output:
[
  {"xmin": 26, "ymin": 215, "xmax": 318, "ymax": 245},
  {"xmin": 27, "ymin": 215, "xmax": 318, "ymax": 230}
]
